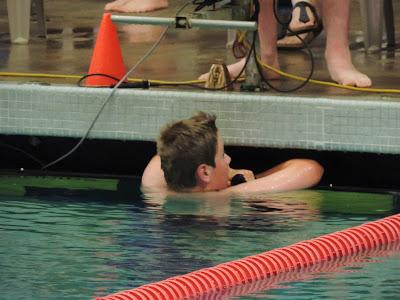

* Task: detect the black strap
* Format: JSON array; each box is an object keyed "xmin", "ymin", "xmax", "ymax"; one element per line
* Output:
[
  {"xmin": 192, "ymin": 0, "xmax": 221, "ymax": 12},
  {"xmin": 292, "ymin": 1, "xmax": 319, "ymax": 24}
]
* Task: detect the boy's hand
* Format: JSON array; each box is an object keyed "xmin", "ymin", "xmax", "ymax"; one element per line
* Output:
[{"xmin": 229, "ymin": 168, "xmax": 255, "ymax": 182}]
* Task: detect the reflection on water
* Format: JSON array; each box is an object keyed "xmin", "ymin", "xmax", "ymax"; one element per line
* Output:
[
  {"xmin": 119, "ymin": 24, "xmax": 166, "ymax": 44},
  {"xmin": 44, "ymin": 26, "xmax": 95, "ymax": 51},
  {"xmin": 0, "ymin": 38, "xmax": 10, "ymax": 68},
  {"xmin": 237, "ymin": 242, "xmax": 400, "ymax": 300},
  {"xmin": 0, "ymin": 175, "xmax": 399, "ymax": 299}
]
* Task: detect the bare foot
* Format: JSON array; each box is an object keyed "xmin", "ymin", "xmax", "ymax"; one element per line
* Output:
[
  {"xmin": 277, "ymin": 32, "xmax": 310, "ymax": 48},
  {"xmin": 199, "ymin": 55, "xmax": 280, "ymax": 81},
  {"xmin": 105, "ymin": 0, "xmax": 168, "ymax": 13},
  {"xmin": 199, "ymin": 59, "xmax": 245, "ymax": 81},
  {"xmin": 325, "ymin": 49, "xmax": 372, "ymax": 87}
]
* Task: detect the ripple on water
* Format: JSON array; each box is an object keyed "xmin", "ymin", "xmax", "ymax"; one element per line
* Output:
[{"xmin": 0, "ymin": 186, "xmax": 399, "ymax": 299}]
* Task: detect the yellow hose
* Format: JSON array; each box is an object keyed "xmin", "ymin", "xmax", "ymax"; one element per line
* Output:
[
  {"xmin": 257, "ymin": 58, "xmax": 400, "ymax": 94},
  {"xmin": 236, "ymin": 30, "xmax": 400, "ymax": 94},
  {"xmin": 0, "ymin": 72, "xmax": 205, "ymax": 85},
  {"xmin": 1, "ymin": 57, "xmax": 399, "ymax": 94}
]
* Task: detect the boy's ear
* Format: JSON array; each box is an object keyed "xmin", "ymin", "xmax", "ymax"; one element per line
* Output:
[{"xmin": 196, "ymin": 164, "xmax": 212, "ymax": 184}]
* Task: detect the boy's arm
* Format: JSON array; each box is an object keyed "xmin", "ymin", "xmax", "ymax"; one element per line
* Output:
[
  {"xmin": 141, "ymin": 155, "xmax": 167, "ymax": 190},
  {"xmin": 226, "ymin": 159, "xmax": 324, "ymax": 193}
]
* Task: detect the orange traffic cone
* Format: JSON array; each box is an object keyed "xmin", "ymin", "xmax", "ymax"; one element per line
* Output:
[{"xmin": 85, "ymin": 13, "xmax": 127, "ymax": 87}]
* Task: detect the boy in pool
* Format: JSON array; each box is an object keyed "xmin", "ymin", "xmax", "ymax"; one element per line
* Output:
[{"xmin": 142, "ymin": 112, "xmax": 324, "ymax": 193}]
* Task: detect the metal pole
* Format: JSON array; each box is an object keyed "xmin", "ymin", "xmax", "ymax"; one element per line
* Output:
[
  {"xmin": 360, "ymin": 0, "xmax": 384, "ymax": 52},
  {"xmin": 383, "ymin": 0, "xmax": 395, "ymax": 48},
  {"xmin": 111, "ymin": 15, "xmax": 257, "ymax": 31},
  {"xmin": 231, "ymin": 0, "xmax": 261, "ymax": 91}
]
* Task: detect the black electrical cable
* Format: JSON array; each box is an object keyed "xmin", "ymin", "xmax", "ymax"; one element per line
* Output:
[
  {"xmin": 42, "ymin": 1, "xmax": 191, "ymax": 170},
  {"xmin": 188, "ymin": 1, "xmax": 260, "ymax": 91},
  {"xmin": 77, "ymin": 1, "xmax": 191, "ymax": 88},
  {"xmin": 188, "ymin": 30, "xmax": 257, "ymax": 91},
  {"xmin": 192, "ymin": 0, "xmax": 222, "ymax": 12},
  {"xmin": 257, "ymin": 0, "xmax": 315, "ymax": 93},
  {"xmin": 0, "ymin": 142, "xmax": 45, "ymax": 168},
  {"xmin": 77, "ymin": 73, "xmax": 120, "ymax": 87},
  {"xmin": 77, "ymin": 73, "xmax": 153, "ymax": 89}
]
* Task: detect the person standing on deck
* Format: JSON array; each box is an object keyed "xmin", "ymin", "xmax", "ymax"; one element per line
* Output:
[
  {"xmin": 104, "ymin": 0, "xmax": 371, "ymax": 87},
  {"xmin": 199, "ymin": 0, "xmax": 372, "ymax": 88}
]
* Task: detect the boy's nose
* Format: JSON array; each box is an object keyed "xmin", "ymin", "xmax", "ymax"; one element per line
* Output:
[{"xmin": 224, "ymin": 153, "xmax": 231, "ymax": 164}]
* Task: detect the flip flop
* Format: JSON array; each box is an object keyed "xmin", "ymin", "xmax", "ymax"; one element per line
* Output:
[{"xmin": 287, "ymin": 1, "xmax": 321, "ymax": 36}]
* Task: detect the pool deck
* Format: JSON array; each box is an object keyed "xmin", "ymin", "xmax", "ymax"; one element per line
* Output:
[{"xmin": 1, "ymin": 0, "xmax": 400, "ymax": 154}]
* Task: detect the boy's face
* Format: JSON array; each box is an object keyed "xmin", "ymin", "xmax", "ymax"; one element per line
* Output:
[{"xmin": 208, "ymin": 136, "xmax": 231, "ymax": 191}]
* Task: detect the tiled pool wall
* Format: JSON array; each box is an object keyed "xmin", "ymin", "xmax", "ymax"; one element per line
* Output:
[{"xmin": 1, "ymin": 82, "xmax": 400, "ymax": 154}]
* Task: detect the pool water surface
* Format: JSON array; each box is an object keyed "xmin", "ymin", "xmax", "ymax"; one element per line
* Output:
[{"xmin": 0, "ymin": 175, "xmax": 399, "ymax": 299}]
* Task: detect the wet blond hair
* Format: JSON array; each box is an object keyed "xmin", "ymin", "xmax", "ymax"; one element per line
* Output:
[{"xmin": 157, "ymin": 112, "xmax": 218, "ymax": 191}]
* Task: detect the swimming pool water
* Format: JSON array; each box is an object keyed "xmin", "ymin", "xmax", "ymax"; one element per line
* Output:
[{"xmin": 0, "ymin": 175, "xmax": 399, "ymax": 299}]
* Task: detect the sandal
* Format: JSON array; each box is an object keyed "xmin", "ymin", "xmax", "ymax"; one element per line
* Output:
[
  {"xmin": 287, "ymin": 1, "xmax": 321, "ymax": 36},
  {"xmin": 278, "ymin": 22, "xmax": 323, "ymax": 50}
]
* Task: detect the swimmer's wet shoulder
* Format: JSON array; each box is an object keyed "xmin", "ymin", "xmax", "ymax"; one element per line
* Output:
[
  {"xmin": 141, "ymin": 112, "xmax": 324, "ymax": 194},
  {"xmin": 141, "ymin": 155, "xmax": 323, "ymax": 194}
]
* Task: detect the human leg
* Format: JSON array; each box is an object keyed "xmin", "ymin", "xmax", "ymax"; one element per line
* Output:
[
  {"xmin": 104, "ymin": 0, "xmax": 168, "ymax": 13},
  {"xmin": 321, "ymin": 0, "xmax": 372, "ymax": 87},
  {"xmin": 257, "ymin": 0, "xmax": 280, "ymax": 78},
  {"xmin": 199, "ymin": 0, "xmax": 280, "ymax": 81}
]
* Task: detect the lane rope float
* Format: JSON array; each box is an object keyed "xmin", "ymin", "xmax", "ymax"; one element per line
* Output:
[{"xmin": 95, "ymin": 213, "xmax": 400, "ymax": 300}]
